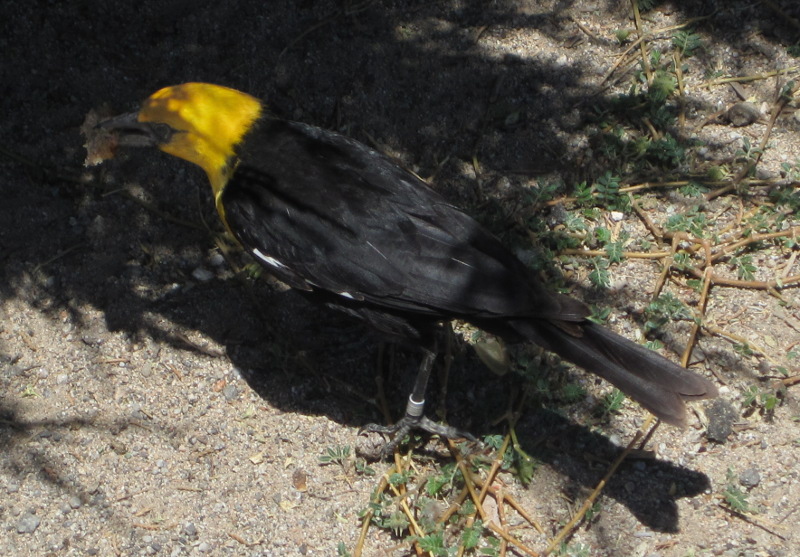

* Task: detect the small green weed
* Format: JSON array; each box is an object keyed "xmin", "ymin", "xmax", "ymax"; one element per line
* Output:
[{"xmin": 723, "ymin": 468, "xmax": 751, "ymax": 513}]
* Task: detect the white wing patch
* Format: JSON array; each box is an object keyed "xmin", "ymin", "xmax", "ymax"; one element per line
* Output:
[
  {"xmin": 251, "ymin": 248, "xmax": 359, "ymax": 299},
  {"xmin": 252, "ymin": 248, "xmax": 288, "ymax": 270}
]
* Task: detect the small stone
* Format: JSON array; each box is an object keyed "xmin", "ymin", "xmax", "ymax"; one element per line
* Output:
[
  {"xmin": 140, "ymin": 363, "xmax": 153, "ymax": 378},
  {"xmin": 68, "ymin": 495, "xmax": 82, "ymax": 509},
  {"xmin": 17, "ymin": 512, "xmax": 41, "ymax": 533},
  {"xmin": 209, "ymin": 253, "xmax": 225, "ymax": 267},
  {"xmin": 706, "ymin": 399, "xmax": 738, "ymax": 443},
  {"xmin": 725, "ymin": 102, "xmax": 761, "ymax": 127},
  {"xmin": 192, "ymin": 267, "xmax": 215, "ymax": 282},
  {"xmin": 222, "ymin": 384, "xmax": 239, "ymax": 401},
  {"xmin": 739, "ymin": 468, "xmax": 761, "ymax": 488},
  {"xmin": 183, "ymin": 522, "xmax": 198, "ymax": 537},
  {"xmin": 82, "ymin": 335, "xmax": 104, "ymax": 346},
  {"xmin": 197, "ymin": 541, "xmax": 211, "ymax": 553}
]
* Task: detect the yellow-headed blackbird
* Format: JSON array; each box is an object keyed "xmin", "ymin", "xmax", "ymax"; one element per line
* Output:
[{"xmin": 97, "ymin": 83, "xmax": 717, "ymax": 445}]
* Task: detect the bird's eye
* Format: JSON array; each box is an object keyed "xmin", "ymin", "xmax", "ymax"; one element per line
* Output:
[{"xmin": 150, "ymin": 123, "xmax": 175, "ymax": 143}]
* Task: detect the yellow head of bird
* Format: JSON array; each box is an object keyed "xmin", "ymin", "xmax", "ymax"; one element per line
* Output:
[
  {"xmin": 102, "ymin": 83, "xmax": 263, "ymax": 197},
  {"xmin": 138, "ymin": 83, "xmax": 262, "ymax": 193}
]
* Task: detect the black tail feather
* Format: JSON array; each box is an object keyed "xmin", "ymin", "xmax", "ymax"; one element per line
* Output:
[{"xmin": 508, "ymin": 320, "xmax": 718, "ymax": 426}]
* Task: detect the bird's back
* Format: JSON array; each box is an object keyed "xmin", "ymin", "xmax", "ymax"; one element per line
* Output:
[{"xmin": 221, "ymin": 119, "xmax": 587, "ymax": 328}]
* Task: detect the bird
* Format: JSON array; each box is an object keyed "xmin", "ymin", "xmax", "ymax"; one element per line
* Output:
[{"xmin": 94, "ymin": 82, "xmax": 717, "ymax": 451}]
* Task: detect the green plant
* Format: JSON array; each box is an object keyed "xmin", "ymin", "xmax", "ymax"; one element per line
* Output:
[
  {"xmin": 743, "ymin": 385, "xmax": 779, "ymax": 415},
  {"xmin": 21, "ymin": 385, "xmax": 39, "ymax": 398},
  {"xmin": 648, "ymin": 71, "xmax": 677, "ymax": 103},
  {"xmin": 644, "ymin": 293, "xmax": 692, "ymax": 334},
  {"xmin": 588, "ymin": 257, "xmax": 611, "ymax": 288},
  {"xmin": 729, "ymin": 255, "xmax": 757, "ymax": 281},
  {"xmin": 665, "ymin": 206, "xmax": 708, "ymax": 237},
  {"xmin": 355, "ymin": 458, "xmax": 376, "ymax": 476},
  {"xmin": 678, "ymin": 181, "xmax": 707, "ymax": 198},
  {"xmin": 735, "ymin": 136, "xmax": 763, "ymax": 170},
  {"xmin": 723, "ymin": 468, "xmax": 751, "ymax": 512},
  {"xmin": 672, "ymin": 29, "xmax": 703, "ymax": 58},
  {"xmin": 425, "ymin": 463, "xmax": 459, "ymax": 497},
  {"xmin": 556, "ymin": 541, "xmax": 591, "ymax": 557},
  {"xmin": 561, "ymin": 382, "xmax": 587, "ymax": 403},
  {"xmin": 594, "ymin": 172, "xmax": 630, "ymax": 212},
  {"xmin": 319, "ymin": 445, "xmax": 351, "ymax": 467},
  {"xmin": 415, "ymin": 532, "xmax": 447, "ymax": 556},
  {"xmin": 600, "ymin": 389, "xmax": 626, "ymax": 418}
]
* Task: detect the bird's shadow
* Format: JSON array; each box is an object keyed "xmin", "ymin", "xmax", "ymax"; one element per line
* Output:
[
  {"xmin": 512, "ymin": 409, "xmax": 711, "ymax": 533},
  {"xmin": 176, "ymin": 282, "xmax": 712, "ymax": 533}
]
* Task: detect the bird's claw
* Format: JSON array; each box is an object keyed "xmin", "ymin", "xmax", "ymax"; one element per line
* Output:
[{"xmin": 357, "ymin": 415, "xmax": 478, "ymax": 459}]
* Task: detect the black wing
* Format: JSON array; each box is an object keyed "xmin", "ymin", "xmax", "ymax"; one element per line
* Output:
[{"xmin": 221, "ymin": 119, "xmax": 586, "ymax": 322}]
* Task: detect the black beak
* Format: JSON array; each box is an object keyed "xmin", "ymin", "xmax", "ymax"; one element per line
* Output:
[{"xmin": 97, "ymin": 112, "xmax": 174, "ymax": 147}]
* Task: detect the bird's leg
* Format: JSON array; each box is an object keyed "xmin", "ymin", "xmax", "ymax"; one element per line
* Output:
[{"xmin": 362, "ymin": 345, "xmax": 476, "ymax": 456}]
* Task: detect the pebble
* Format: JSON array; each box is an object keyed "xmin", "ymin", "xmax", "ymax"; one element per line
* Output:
[
  {"xmin": 82, "ymin": 335, "xmax": 104, "ymax": 346},
  {"xmin": 725, "ymin": 102, "xmax": 760, "ymax": 127},
  {"xmin": 17, "ymin": 512, "xmax": 41, "ymax": 533},
  {"xmin": 183, "ymin": 522, "xmax": 198, "ymax": 537},
  {"xmin": 192, "ymin": 267, "xmax": 215, "ymax": 282},
  {"xmin": 197, "ymin": 541, "xmax": 211, "ymax": 553},
  {"xmin": 222, "ymin": 384, "xmax": 239, "ymax": 401},
  {"xmin": 706, "ymin": 398, "xmax": 738, "ymax": 442},
  {"xmin": 209, "ymin": 253, "xmax": 226, "ymax": 267},
  {"xmin": 140, "ymin": 363, "xmax": 153, "ymax": 377},
  {"xmin": 739, "ymin": 468, "xmax": 761, "ymax": 488}
]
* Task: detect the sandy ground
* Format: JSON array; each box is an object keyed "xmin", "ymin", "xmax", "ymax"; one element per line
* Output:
[{"xmin": 2, "ymin": 1, "xmax": 799, "ymax": 556}]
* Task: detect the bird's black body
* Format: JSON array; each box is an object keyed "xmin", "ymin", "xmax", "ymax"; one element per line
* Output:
[{"xmin": 219, "ymin": 119, "xmax": 716, "ymax": 426}]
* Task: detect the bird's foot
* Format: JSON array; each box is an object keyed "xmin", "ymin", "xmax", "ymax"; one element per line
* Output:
[{"xmin": 358, "ymin": 414, "xmax": 477, "ymax": 460}]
